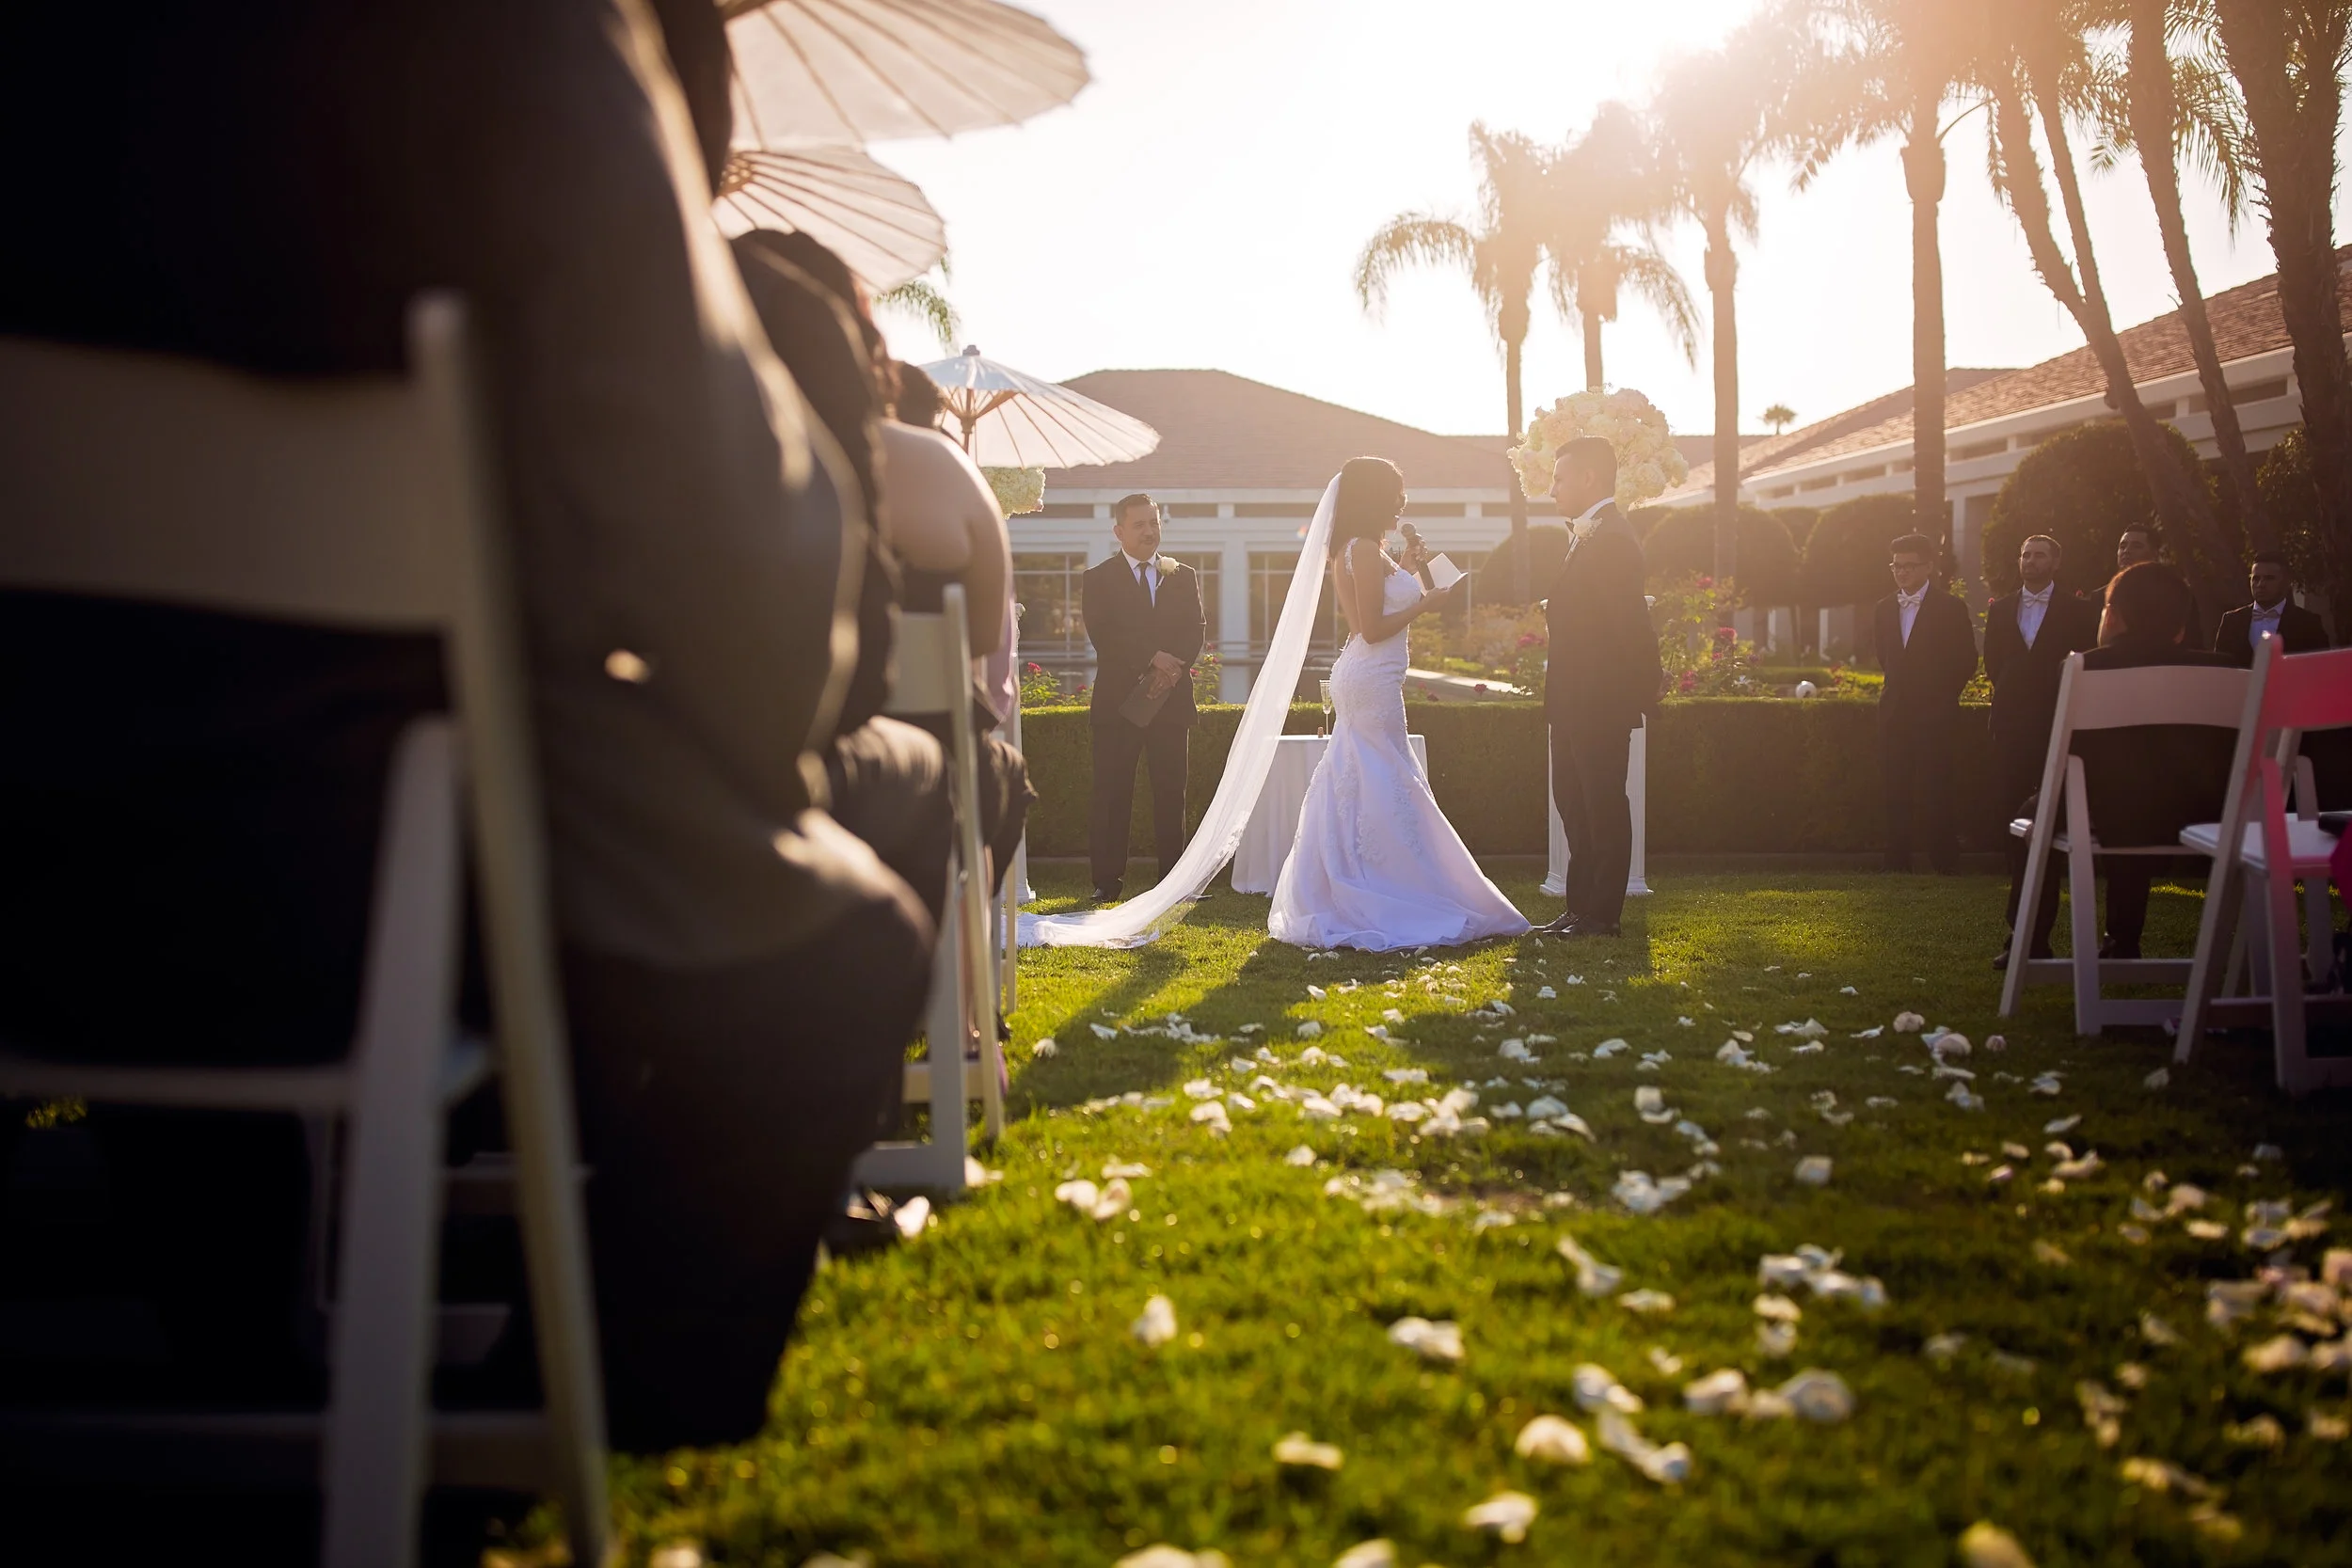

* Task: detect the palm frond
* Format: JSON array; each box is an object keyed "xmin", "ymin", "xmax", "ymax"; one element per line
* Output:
[
  {"xmin": 1613, "ymin": 244, "xmax": 1703, "ymax": 367},
  {"xmin": 876, "ymin": 275, "xmax": 960, "ymax": 350},
  {"xmin": 1352, "ymin": 214, "xmax": 1483, "ymax": 322}
]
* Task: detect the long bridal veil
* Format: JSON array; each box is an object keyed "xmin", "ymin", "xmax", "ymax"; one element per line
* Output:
[{"xmin": 1018, "ymin": 474, "xmax": 1341, "ymax": 948}]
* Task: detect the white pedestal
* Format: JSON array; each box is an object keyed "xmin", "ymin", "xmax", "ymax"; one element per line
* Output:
[
  {"xmin": 1541, "ymin": 719, "xmax": 1650, "ymax": 898},
  {"xmin": 1231, "ymin": 733, "xmax": 1429, "ymax": 894}
]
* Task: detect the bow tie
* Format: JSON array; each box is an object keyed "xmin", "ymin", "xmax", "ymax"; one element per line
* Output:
[
  {"xmin": 1897, "ymin": 589, "xmax": 1926, "ymax": 610},
  {"xmin": 2020, "ymin": 585, "xmax": 2053, "ymax": 606},
  {"xmin": 2252, "ymin": 603, "xmax": 2283, "ymax": 619}
]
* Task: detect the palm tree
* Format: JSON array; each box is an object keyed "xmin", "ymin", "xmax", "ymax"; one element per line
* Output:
[
  {"xmin": 1651, "ymin": 12, "xmax": 1808, "ymax": 594},
  {"xmin": 2083, "ymin": 0, "xmax": 2269, "ymax": 552},
  {"xmin": 1788, "ymin": 0, "xmax": 1990, "ymax": 568},
  {"xmin": 1356, "ymin": 123, "xmax": 1553, "ymax": 597},
  {"xmin": 1544, "ymin": 102, "xmax": 1700, "ymax": 391},
  {"xmin": 1762, "ymin": 402, "xmax": 1799, "ymax": 434},
  {"xmin": 1982, "ymin": 0, "xmax": 2242, "ymax": 613},
  {"xmin": 2208, "ymin": 0, "xmax": 2352, "ymax": 627}
]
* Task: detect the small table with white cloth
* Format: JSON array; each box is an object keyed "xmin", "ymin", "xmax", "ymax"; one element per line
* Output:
[{"xmin": 1231, "ymin": 733, "xmax": 1428, "ymax": 894}]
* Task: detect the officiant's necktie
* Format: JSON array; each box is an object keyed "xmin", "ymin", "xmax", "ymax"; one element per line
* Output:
[{"xmin": 1135, "ymin": 560, "xmax": 1155, "ymax": 605}]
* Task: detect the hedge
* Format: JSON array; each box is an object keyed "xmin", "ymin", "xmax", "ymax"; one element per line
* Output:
[{"xmin": 1017, "ymin": 698, "xmax": 2005, "ymax": 859}]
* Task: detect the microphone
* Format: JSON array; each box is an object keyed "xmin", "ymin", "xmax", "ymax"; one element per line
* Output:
[{"xmin": 1399, "ymin": 522, "xmax": 1437, "ymax": 590}]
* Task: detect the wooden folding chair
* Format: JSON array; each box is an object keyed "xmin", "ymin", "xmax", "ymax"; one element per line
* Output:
[
  {"xmin": 850, "ymin": 584, "xmax": 1004, "ymax": 1193},
  {"xmin": 2175, "ymin": 637, "xmax": 2352, "ymax": 1092},
  {"xmin": 1999, "ymin": 654, "xmax": 2250, "ymax": 1035},
  {"xmin": 0, "ymin": 298, "xmax": 611, "ymax": 1567}
]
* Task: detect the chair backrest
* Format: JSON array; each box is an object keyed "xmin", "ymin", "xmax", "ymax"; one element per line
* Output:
[
  {"xmin": 886, "ymin": 596, "xmax": 971, "ymax": 719},
  {"xmin": 2253, "ymin": 640, "xmax": 2352, "ymax": 736},
  {"xmin": 2058, "ymin": 657, "xmax": 2249, "ymax": 733}
]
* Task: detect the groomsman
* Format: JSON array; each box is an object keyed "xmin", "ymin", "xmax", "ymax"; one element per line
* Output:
[
  {"xmin": 1537, "ymin": 437, "xmax": 1662, "ymax": 939},
  {"xmin": 1984, "ymin": 533, "xmax": 2099, "ymax": 935},
  {"xmin": 1082, "ymin": 495, "xmax": 1205, "ymax": 901},
  {"xmin": 1984, "ymin": 533, "xmax": 2101, "ymax": 820},
  {"xmin": 1871, "ymin": 531, "xmax": 1979, "ymax": 874},
  {"xmin": 2212, "ymin": 550, "xmax": 2331, "ymax": 665},
  {"xmin": 2114, "ymin": 524, "xmax": 2159, "ymax": 575}
]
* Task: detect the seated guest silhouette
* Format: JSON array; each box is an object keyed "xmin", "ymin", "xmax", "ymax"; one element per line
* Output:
[
  {"xmin": 0, "ymin": 0, "xmax": 931, "ymax": 1457},
  {"xmin": 2213, "ymin": 550, "xmax": 2331, "ymax": 665},
  {"xmin": 1997, "ymin": 562, "xmax": 2236, "ymax": 967}
]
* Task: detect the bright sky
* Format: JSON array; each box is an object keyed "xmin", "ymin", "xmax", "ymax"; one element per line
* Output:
[{"xmin": 871, "ymin": 0, "xmax": 2343, "ymax": 446}]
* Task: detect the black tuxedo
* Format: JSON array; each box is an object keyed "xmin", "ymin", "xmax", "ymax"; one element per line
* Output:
[
  {"xmin": 1542, "ymin": 504, "xmax": 1661, "ymax": 927},
  {"xmin": 1871, "ymin": 587, "xmax": 1979, "ymax": 871},
  {"xmin": 1982, "ymin": 586, "xmax": 2102, "ymax": 822},
  {"xmin": 1082, "ymin": 552, "xmax": 1206, "ymax": 890},
  {"xmin": 2212, "ymin": 600, "xmax": 2331, "ymax": 667}
]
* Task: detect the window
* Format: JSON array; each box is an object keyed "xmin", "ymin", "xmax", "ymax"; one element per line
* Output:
[
  {"xmin": 1249, "ymin": 552, "xmax": 1341, "ymax": 654},
  {"xmin": 1763, "ymin": 484, "xmax": 1797, "ymax": 500},
  {"xmin": 2233, "ymin": 377, "xmax": 2290, "ymax": 404},
  {"xmin": 1951, "ymin": 437, "xmax": 2007, "ymax": 462},
  {"xmin": 1158, "ymin": 551, "xmax": 1221, "ymax": 645},
  {"xmin": 1403, "ymin": 501, "xmax": 1467, "ymax": 517},
  {"xmin": 1012, "ymin": 552, "xmax": 1091, "ymax": 657},
  {"xmin": 1237, "ymin": 502, "xmax": 1322, "ymax": 518},
  {"xmin": 1166, "ymin": 503, "xmax": 1221, "ymax": 518},
  {"xmin": 1798, "ymin": 475, "xmax": 1839, "ymax": 493},
  {"xmin": 1034, "ymin": 502, "xmax": 1097, "ymax": 518}
]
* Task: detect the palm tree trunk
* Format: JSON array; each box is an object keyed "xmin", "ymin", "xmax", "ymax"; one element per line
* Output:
[
  {"xmin": 1901, "ymin": 103, "xmax": 1948, "ymax": 569},
  {"xmin": 2215, "ymin": 0, "xmax": 2352, "ymax": 636},
  {"xmin": 2129, "ymin": 0, "xmax": 2266, "ymax": 555},
  {"xmin": 1581, "ymin": 305, "xmax": 1606, "ymax": 391},
  {"xmin": 1706, "ymin": 211, "xmax": 1740, "ymax": 626},
  {"xmin": 2006, "ymin": 84, "xmax": 2239, "ymax": 617},
  {"xmin": 1505, "ymin": 328, "xmax": 1530, "ymax": 602}
]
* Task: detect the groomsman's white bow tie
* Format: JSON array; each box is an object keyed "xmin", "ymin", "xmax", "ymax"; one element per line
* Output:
[
  {"xmin": 2020, "ymin": 584, "xmax": 2052, "ymax": 606},
  {"xmin": 1896, "ymin": 588, "xmax": 1927, "ymax": 610}
]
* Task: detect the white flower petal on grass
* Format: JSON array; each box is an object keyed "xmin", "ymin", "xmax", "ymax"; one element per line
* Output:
[
  {"xmin": 1054, "ymin": 1179, "xmax": 1101, "ymax": 1212},
  {"xmin": 1596, "ymin": 1408, "xmax": 1691, "ymax": 1483},
  {"xmin": 964, "ymin": 1157, "xmax": 1004, "ymax": 1186},
  {"xmin": 1116, "ymin": 1550, "xmax": 1227, "ymax": 1568},
  {"xmin": 1184, "ymin": 1078, "xmax": 1218, "ymax": 1100},
  {"xmin": 1775, "ymin": 1368, "xmax": 1856, "ymax": 1422},
  {"xmin": 1382, "ymin": 1067, "xmax": 1428, "ymax": 1085},
  {"xmin": 1931, "ymin": 1034, "xmax": 1972, "ymax": 1059},
  {"xmin": 1756, "ymin": 1321, "xmax": 1799, "ymax": 1357},
  {"xmin": 1556, "ymin": 1235, "xmax": 1624, "ymax": 1297},
  {"xmin": 1513, "ymin": 1414, "xmax": 1591, "ymax": 1465},
  {"xmin": 1331, "ymin": 1542, "xmax": 1397, "ymax": 1568},
  {"xmin": 1385, "ymin": 1101, "xmax": 1427, "ymax": 1124},
  {"xmin": 1132, "ymin": 1294, "xmax": 1179, "ymax": 1348},
  {"xmin": 1525, "ymin": 1095, "xmax": 1569, "ymax": 1121},
  {"xmin": 893, "ymin": 1195, "xmax": 932, "ymax": 1239},
  {"xmin": 1794, "ymin": 1157, "xmax": 1833, "ymax": 1187},
  {"xmin": 1647, "ymin": 1346, "xmax": 1685, "ymax": 1377},
  {"xmin": 1499, "ymin": 1038, "xmax": 1536, "ymax": 1062},
  {"xmin": 647, "ymin": 1544, "xmax": 704, "ymax": 1568},
  {"xmin": 1307, "ymin": 985, "xmax": 1327, "ymax": 1001},
  {"xmin": 1387, "ymin": 1316, "xmax": 1464, "ymax": 1364},
  {"xmin": 1618, "ymin": 1289, "xmax": 1676, "ymax": 1316},
  {"xmin": 1461, "ymin": 1491, "xmax": 1538, "ymax": 1544},
  {"xmin": 1753, "ymin": 1292, "xmax": 1802, "ymax": 1323},
  {"xmin": 1571, "ymin": 1363, "xmax": 1644, "ymax": 1414},
  {"xmin": 1284, "ymin": 1145, "xmax": 1316, "ymax": 1166},
  {"xmin": 1957, "ymin": 1524, "xmax": 2036, "ymax": 1568},
  {"xmin": 1033, "ymin": 1038, "xmax": 1059, "ymax": 1058},
  {"xmin": 1592, "ymin": 1037, "xmax": 1629, "ymax": 1058},
  {"xmin": 2143, "ymin": 1067, "xmax": 2170, "ymax": 1090},
  {"xmin": 2244, "ymin": 1335, "xmax": 2310, "ymax": 1373},
  {"xmin": 1272, "ymin": 1432, "xmax": 1343, "ymax": 1470},
  {"xmin": 1946, "ymin": 1083, "xmax": 1985, "ymax": 1112},
  {"xmin": 1684, "ymin": 1368, "xmax": 1750, "ymax": 1414},
  {"xmin": 1295, "ymin": 1022, "xmax": 1324, "ymax": 1040},
  {"xmin": 1893, "ymin": 1012, "xmax": 1926, "ymax": 1033},
  {"xmin": 1190, "ymin": 1101, "xmax": 1232, "ymax": 1135},
  {"xmin": 1301, "ymin": 1096, "xmax": 1342, "ymax": 1121},
  {"xmin": 1840, "ymin": 985, "xmax": 1859, "ymax": 995},
  {"xmin": 1536, "ymin": 986, "xmax": 1558, "ymax": 1000}
]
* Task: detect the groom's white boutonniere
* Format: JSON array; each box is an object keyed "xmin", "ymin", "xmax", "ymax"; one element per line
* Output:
[{"xmin": 1154, "ymin": 555, "xmax": 1176, "ymax": 577}]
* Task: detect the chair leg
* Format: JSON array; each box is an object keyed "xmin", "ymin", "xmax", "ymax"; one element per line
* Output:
[
  {"xmin": 2070, "ymin": 847, "xmax": 2103, "ymax": 1038},
  {"xmin": 2301, "ymin": 875, "xmax": 2333, "ymax": 987},
  {"xmin": 931, "ymin": 879, "xmax": 970, "ymax": 1190},
  {"xmin": 322, "ymin": 722, "xmax": 462, "ymax": 1568}
]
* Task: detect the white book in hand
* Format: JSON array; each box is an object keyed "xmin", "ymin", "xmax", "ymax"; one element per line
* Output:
[{"xmin": 1422, "ymin": 553, "xmax": 1466, "ymax": 593}]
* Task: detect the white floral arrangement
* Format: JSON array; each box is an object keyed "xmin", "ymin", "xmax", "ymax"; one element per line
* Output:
[
  {"xmin": 1508, "ymin": 388, "xmax": 1689, "ymax": 511},
  {"xmin": 983, "ymin": 466, "xmax": 1046, "ymax": 516}
]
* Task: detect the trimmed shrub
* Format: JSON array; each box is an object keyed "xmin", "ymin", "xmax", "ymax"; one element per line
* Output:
[
  {"xmin": 1642, "ymin": 505, "xmax": 1800, "ymax": 606},
  {"xmin": 1774, "ymin": 504, "xmax": 1823, "ymax": 553},
  {"xmin": 2256, "ymin": 425, "xmax": 2329, "ymax": 589},
  {"xmin": 1982, "ymin": 418, "xmax": 2211, "ymax": 598},
  {"xmin": 1016, "ymin": 697, "xmax": 2002, "ymax": 860},
  {"xmin": 1803, "ymin": 493, "xmax": 1921, "ymax": 609}
]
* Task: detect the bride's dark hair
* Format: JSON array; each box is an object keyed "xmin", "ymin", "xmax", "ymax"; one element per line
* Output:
[{"xmin": 1329, "ymin": 457, "xmax": 1406, "ymax": 547}]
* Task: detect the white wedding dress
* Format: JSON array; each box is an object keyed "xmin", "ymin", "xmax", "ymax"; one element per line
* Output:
[{"xmin": 1268, "ymin": 544, "xmax": 1531, "ymax": 951}]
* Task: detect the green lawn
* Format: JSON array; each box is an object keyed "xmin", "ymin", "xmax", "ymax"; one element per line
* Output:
[{"xmin": 596, "ymin": 868, "xmax": 2352, "ymax": 1568}]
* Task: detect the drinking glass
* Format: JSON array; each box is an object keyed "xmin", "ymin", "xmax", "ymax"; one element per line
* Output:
[{"xmin": 1318, "ymin": 679, "xmax": 1334, "ymax": 738}]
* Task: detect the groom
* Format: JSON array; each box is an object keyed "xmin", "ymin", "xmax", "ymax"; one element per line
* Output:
[
  {"xmin": 1083, "ymin": 494, "xmax": 1206, "ymax": 901},
  {"xmin": 1538, "ymin": 437, "xmax": 1661, "ymax": 938}
]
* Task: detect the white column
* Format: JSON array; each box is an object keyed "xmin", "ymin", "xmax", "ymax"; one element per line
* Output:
[{"xmin": 1219, "ymin": 536, "xmax": 1251, "ymax": 701}]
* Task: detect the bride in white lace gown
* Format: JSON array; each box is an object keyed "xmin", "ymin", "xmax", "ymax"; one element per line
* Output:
[{"xmin": 1269, "ymin": 459, "xmax": 1531, "ymax": 951}]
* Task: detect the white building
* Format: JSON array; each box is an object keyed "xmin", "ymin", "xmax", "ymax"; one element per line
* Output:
[
  {"xmin": 1018, "ymin": 369, "xmax": 1719, "ymax": 698},
  {"xmin": 1663, "ymin": 253, "xmax": 2346, "ymax": 611}
]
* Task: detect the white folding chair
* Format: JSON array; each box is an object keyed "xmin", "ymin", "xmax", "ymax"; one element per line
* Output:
[
  {"xmin": 2175, "ymin": 637, "xmax": 2352, "ymax": 1092},
  {"xmin": 2000, "ymin": 655, "xmax": 2250, "ymax": 1035},
  {"xmin": 999, "ymin": 614, "xmax": 1026, "ymax": 1015},
  {"xmin": 0, "ymin": 298, "xmax": 610, "ymax": 1568},
  {"xmin": 850, "ymin": 584, "xmax": 1004, "ymax": 1192}
]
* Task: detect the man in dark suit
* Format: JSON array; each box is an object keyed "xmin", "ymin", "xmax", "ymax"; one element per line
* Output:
[
  {"xmin": 2213, "ymin": 550, "xmax": 2331, "ymax": 665},
  {"xmin": 1082, "ymin": 494, "xmax": 1205, "ymax": 900},
  {"xmin": 1984, "ymin": 533, "xmax": 2101, "ymax": 927},
  {"xmin": 2003, "ymin": 562, "xmax": 2238, "ymax": 963},
  {"xmin": 1537, "ymin": 437, "xmax": 1661, "ymax": 938},
  {"xmin": 1872, "ymin": 532, "xmax": 1980, "ymax": 874}
]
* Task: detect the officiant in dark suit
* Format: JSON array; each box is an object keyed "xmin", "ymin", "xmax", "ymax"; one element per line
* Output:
[
  {"xmin": 1083, "ymin": 494, "xmax": 1205, "ymax": 901},
  {"xmin": 1872, "ymin": 532, "xmax": 1979, "ymax": 874},
  {"xmin": 1984, "ymin": 533, "xmax": 2101, "ymax": 823},
  {"xmin": 1537, "ymin": 437, "xmax": 1661, "ymax": 939},
  {"xmin": 2213, "ymin": 551, "xmax": 2331, "ymax": 665}
]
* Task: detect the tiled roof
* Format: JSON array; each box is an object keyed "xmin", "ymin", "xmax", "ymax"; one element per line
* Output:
[
  {"xmin": 1677, "ymin": 247, "xmax": 2352, "ymax": 494},
  {"xmin": 1675, "ymin": 368, "xmax": 2015, "ymax": 494},
  {"xmin": 1039, "ymin": 369, "xmax": 1518, "ymax": 491}
]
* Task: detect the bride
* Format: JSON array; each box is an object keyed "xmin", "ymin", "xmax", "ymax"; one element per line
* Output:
[{"xmin": 1269, "ymin": 458, "xmax": 1530, "ymax": 951}]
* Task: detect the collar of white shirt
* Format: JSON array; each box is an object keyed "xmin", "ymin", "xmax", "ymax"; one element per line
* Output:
[
  {"xmin": 1568, "ymin": 498, "xmax": 1612, "ymax": 542},
  {"xmin": 2251, "ymin": 600, "xmax": 2285, "ymax": 620},
  {"xmin": 1122, "ymin": 550, "xmax": 1157, "ymax": 578},
  {"xmin": 2020, "ymin": 583, "xmax": 2053, "ymax": 606}
]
